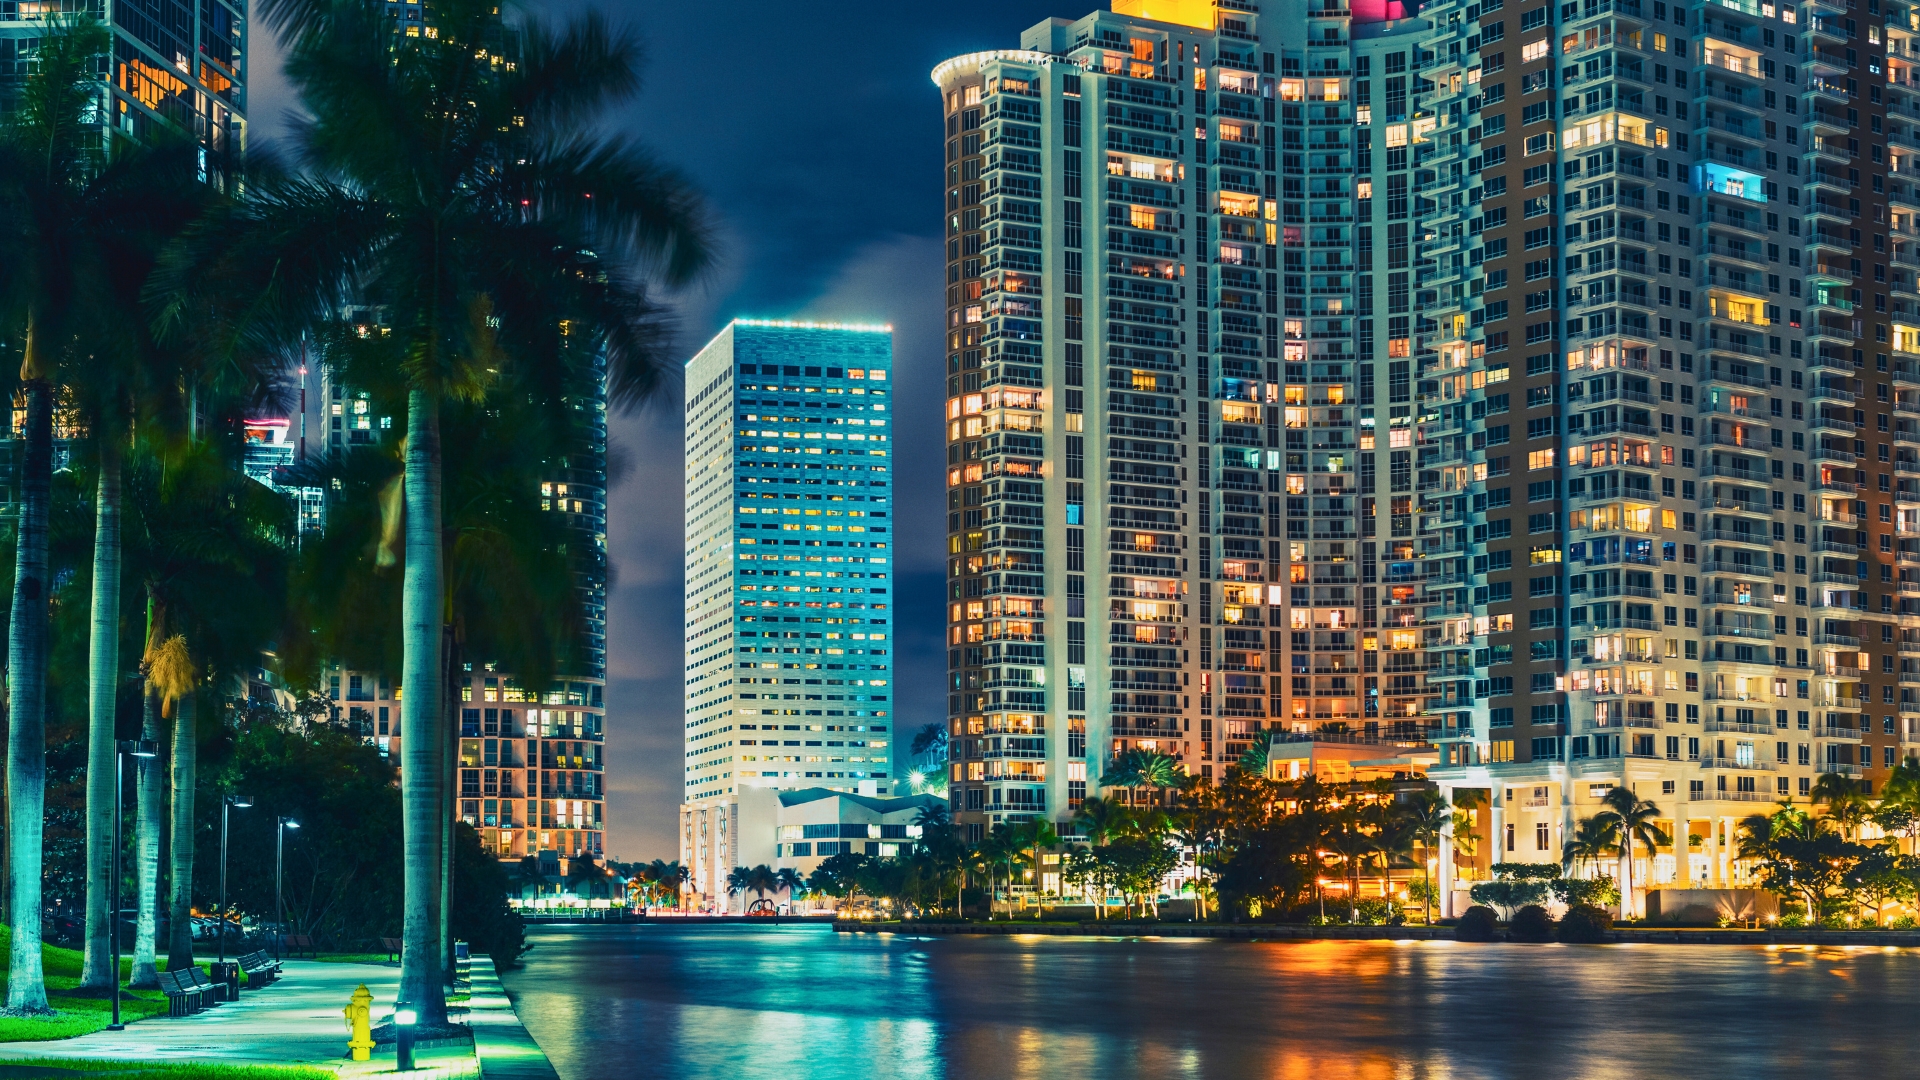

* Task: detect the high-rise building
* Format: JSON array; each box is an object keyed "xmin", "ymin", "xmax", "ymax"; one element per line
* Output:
[
  {"xmin": 680, "ymin": 320, "xmax": 897, "ymax": 907},
  {"xmin": 1, "ymin": 0, "xmax": 246, "ymax": 190},
  {"xmin": 937, "ymin": 0, "xmax": 1900, "ymax": 906}
]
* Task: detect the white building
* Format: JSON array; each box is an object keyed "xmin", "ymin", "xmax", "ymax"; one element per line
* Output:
[{"xmin": 680, "ymin": 321, "xmax": 900, "ymax": 906}]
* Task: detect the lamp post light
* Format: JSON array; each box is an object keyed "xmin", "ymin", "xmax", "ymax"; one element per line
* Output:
[
  {"xmin": 276, "ymin": 817, "xmax": 299, "ymax": 959},
  {"xmin": 108, "ymin": 740, "xmax": 158, "ymax": 1031},
  {"xmin": 393, "ymin": 1004, "xmax": 419, "ymax": 1071},
  {"xmin": 218, "ymin": 793, "xmax": 253, "ymax": 965}
]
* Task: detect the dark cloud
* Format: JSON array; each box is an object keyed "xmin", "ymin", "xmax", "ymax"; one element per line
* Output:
[{"xmin": 251, "ymin": 0, "xmax": 1065, "ymax": 859}]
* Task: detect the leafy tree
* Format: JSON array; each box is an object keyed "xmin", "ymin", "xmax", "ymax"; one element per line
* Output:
[
  {"xmin": 1841, "ymin": 845, "xmax": 1918, "ymax": 927},
  {"xmin": 1739, "ymin": 803, "xmax": 1863, "ymax": 922},
  {"xmin": 1468, "ymin": 864, "xmax": 1556, "ymax": 920}
]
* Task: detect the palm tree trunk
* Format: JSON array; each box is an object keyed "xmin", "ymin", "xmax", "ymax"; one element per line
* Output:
[
  {"xmin": 166, "ymin": 692, "xmax": 197, "ymax": 971},
  {"xmin": 400, "ymin": 389, "xmax": 448, "ymax": 1026},
  {"xmin": 439, "ymin": 630, "xmax": 457, "ymax": 993},
  {"xmin": 7, "ymin": 378, "xmax": 54, "ymax": 1013},
  {"xmin": 80, "ymin": 452, "xmax": 123, "ymax": 991},
  {"xmin": 1620, "ymin": 837, "xmax": 1633, "ymax": 922},
  {"xmin": 131, "ymin": 686, "xmax": 161, "ymax": 988}
]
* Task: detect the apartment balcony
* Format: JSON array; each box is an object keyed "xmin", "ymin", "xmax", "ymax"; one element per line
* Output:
[
  {"xmin": 1804, "ymin": 10, "xmax": 1852, "ymax": 45},
  {"xmin": 1699, "ymin": 755, "xmax": 1777, "ymax": 771},
  {"xmin": 1700, "ymin": 559, "xmax": 1773, "ymax": 580},
  {"xmin": 1700, "ymin": 495, "xmax": 1773, "ymax": 520},
  {"xmin": 1817, "ymin": 761, "xmax": 1863, "ymax": 778}
]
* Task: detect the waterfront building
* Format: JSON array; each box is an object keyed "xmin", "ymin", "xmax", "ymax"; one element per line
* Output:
[
  {"xmin": 722, "ymin": 787, "xmax": 943, "ymax": 914},
  {"xmin": 679, "ymin": 320, "xmax": 898, "ymax": 906},
  {"xmin": 936, "ymin": 0, "xmax": 1903, "ymax": 907}
]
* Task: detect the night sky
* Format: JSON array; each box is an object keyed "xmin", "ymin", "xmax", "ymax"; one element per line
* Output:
[{"xmin": 249, "ymin": 0, "xmax": 1069, "ymax": 858}]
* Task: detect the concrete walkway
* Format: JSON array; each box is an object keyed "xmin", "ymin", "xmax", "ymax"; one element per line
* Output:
[
  {"xmin": 0, "ymin": 960, "xmax": 404, "ymax": 1066},
  {"xmin": 0, "ymin": 957, "xmax": 553, "ymax": 1080},
  {"xmin": 467, "ymin": 959, "xmax": 558, "ymax": 1080}
]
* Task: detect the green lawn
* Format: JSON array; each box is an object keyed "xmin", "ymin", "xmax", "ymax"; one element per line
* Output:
[
  {"xmin": 0, "ymin": 928, "xmax": 170, "ymax": 1042},
  {"xmin": 0, "ymin": 1061, "xmax": 333, "ymax": 1080}
]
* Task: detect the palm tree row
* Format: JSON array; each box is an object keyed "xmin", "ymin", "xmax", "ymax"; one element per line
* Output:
[{"xmin": 0, "ymin": 1, "xmax": 710, "ymax": 1015}]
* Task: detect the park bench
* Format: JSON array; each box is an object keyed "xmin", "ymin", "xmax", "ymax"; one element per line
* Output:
[
  {"xmin": 185, "ymin": 964, "xmax": 228, "ymax": 1004},
  {"xmin": 239, "ymin": 951, "xmax": 281, "ymax": 986},
  {"xmin": 157, "ymin": 969, "xmax": 207, "ymax": 1017},
  {"xmin": 381, "ymin": 936, "xmax": 402, "ymax": 962},
  {"xmin": 285, "ymin": 933, "xmax": 317, "ymax": 958}
]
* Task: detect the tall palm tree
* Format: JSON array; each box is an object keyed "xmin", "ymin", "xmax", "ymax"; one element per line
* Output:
[
  {"xmin": 193, "ymin": 0, "xmax": 711, "ymax": 1024},
  {"xmin": 1014, "ymin": 819, "xmax": 1060, "ymax": 898},
  {"xmin": 1595, "ymin": 786, "xmax": 1669, "ymax": 921},
  {"xmin": 1400, "ymin": 789, "xmax": 1450, "ymax": 925},
  {"xmin": 119, "ymin": 436, "xmax": 295, "ymax": 971},
  {"xmin": 0, "ymin": 14, "xmax": 203, "ymax": 1009},
  {"xmin": 1169, "ymin": 786, "xmax": 1223, "ymax": 920}
]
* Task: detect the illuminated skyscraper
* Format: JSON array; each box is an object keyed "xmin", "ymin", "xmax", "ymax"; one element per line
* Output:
[
  {"xmin": 936, "ymin": 0, "xmax": 1896, "ymax": 914},
  {"xmin": 680, "ymin": 320, "xmax": 897, "ymax": 908}
]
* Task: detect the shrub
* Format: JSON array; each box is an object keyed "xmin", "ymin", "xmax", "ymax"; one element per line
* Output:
[
  {"xmin": 1777, "ymin": 909, "xmax": 1807, "ymax": 928},
  {"xmin": 1556, "ymin": 904, "xmax": 1614, "ymax": 944},
  {"xmin": 1455, "ymin": 905, "xmax": 1498, "ymax": 942},
  {"xmin": 1352, "ymin": 898, "xmax": 1395, "ymax": 925},
  {"xmin": 1511, "ymin": 904, "xmax": 1555, "ymax": 943}
]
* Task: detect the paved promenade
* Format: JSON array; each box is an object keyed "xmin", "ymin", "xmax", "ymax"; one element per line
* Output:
[{"xmin": 0, "ymin": 957, "xmax": 554, "ymax": 1080}]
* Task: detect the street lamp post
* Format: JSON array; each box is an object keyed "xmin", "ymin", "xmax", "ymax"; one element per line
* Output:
[
  {"xmin": 275, "ymin": 817, "xmax": 299, "ymax": 959},
  {"xmin": 218, "ymin": 793, "xmax": 253, "ymax": 966},
  {"xmin": 108, "ymin": 740, "xmax": 158, "ymax": 1032}
]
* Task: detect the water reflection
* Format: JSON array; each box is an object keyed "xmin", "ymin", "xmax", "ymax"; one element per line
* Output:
[{"xmin": 501, "ymin": 925, "xmax": 1920, "ymax": 1080}]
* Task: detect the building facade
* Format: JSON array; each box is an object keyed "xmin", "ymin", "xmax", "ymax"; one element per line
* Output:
[
  {"xmin": 679, "ymin": 320, "xmax": 898, "ymax": 905},
  {"xmin": 937, "ymin": 0, "xmax": 1906, "ymax": 901},
  {"xmin": 1, "ymin": 0, "xmax": 246, "ymax": 191}
]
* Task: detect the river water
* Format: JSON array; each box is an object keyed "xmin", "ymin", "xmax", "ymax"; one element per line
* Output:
[{"xmin": 499, "ymin": 922, "xmax": 1920, "ymax": 1079}]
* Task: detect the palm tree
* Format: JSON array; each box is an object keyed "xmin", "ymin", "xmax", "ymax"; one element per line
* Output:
[
  {"xmin": 774, "ymin": 868, "xmax": 806, "ymax": 912},
  {"xmin": 0, "ymin": 14, "xmax": 206, "ymax": 1009},
  {"xmin": 1168, "ymin": 783, "xmax": 1224, "ymax": 921},
  {"xmin": 912, "ymin": 802, "xmax": 959, "ymax": 914},
  {"xmin": 114, "ymin": 437, "xmax": 294, "ymax": 972},
  {"xmin": 1400, "ymin": 789, "xmax": 1450, "ymax": 925},
  {"xmin": 1073, "ymin": 796, "xmax": 1130, "ymax": 845},
  {"xmin": 1594, "ymin": 786, "xmax": 1669, "ymax": 921},
  {"xmin": 1562, "ymin": 814, "xmax": 1619, "ymax": 881},
  {"xmin": 1106, "ymin": 748, "xmax": 1180, "ymax": 809},
  {"xmin": 1236, "ymin": 731, "xmax": 1277, "ymax": 776},
  {"xmin": 1873, "ymin": 758, "xmax": 1920, "ymax": 855},
  {"xmin": 200, "ymin": 0, "xmax": 711, "ymax": 1024},
  {"xmin": 1812, "ymin": 771, "xmax": 1870, "ymax": 840},
  {"xmin": 1014, "ymin": 819, "xmax": 1060, "ymax": 899}
]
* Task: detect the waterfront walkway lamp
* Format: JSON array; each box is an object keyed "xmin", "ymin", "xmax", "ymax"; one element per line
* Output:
[
  {"xmin": 218, "ymin": 793, "xmax": 253, "ymax": 964},
  {"xmin": 108, "ymin": 739, "xmax": 158, "ymax": 1031},
  {"xmin": 276, "ymin": 817, "xmax": 300, "ymax": 959}
]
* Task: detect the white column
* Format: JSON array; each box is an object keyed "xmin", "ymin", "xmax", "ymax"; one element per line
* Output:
[
  {"xmin": 1489, "ymin": 787, "xmax": 1506, "ymax": 868},
  {"xmin": 1438, "ymin": 785, "xmax": 1456, "ymax": 919}
]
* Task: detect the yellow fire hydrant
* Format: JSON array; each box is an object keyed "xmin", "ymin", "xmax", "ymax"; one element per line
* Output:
[{"xmin": 344, "ymin": 983, "xmax": 374, "ymax": 1062}]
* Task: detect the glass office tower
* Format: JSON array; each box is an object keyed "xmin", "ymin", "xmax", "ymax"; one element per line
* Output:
[{"xmin": 680, "ymin": 320, "xmax": 897, "ymax": 905}]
